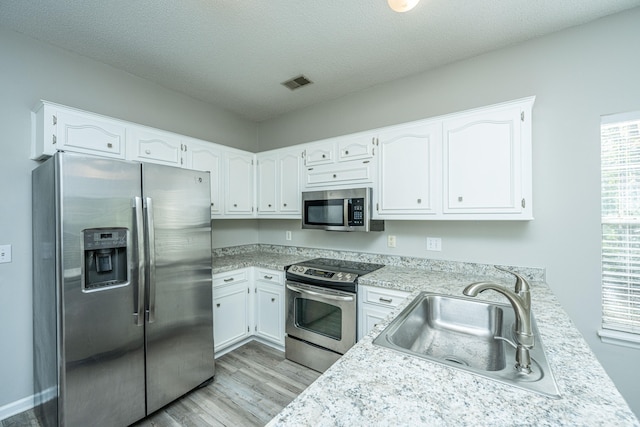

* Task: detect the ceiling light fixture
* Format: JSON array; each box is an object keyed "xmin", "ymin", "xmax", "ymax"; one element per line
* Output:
[{"xmin": 387, "ymin": 0, "xmax": 420, "ymax": 13}]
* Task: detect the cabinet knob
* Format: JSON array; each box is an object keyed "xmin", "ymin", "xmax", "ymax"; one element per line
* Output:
[
  {"xmin": 283, "ymin": 203, "xmax": 287, "ymax": 207},
  {"xmin": 271, "ymin": 298, "xmax": 275, "ymax": 302},
  {"xmin": 322, "ymin": 154, "xmax": 326, "ymax": 158},
  {"xmin": 345, "ymin": 150, "xmax": 349, "ymax": 155},
  {"xmin": 216, "ymin": 303, "xmax": 220, "ymax": 308},
  {"xmin": 107, "ymin": 143, "xmax": 113, "ymax": 149},
  {"xmin": 268, "ymin": 204, "xmax": 272, "ymax": 207},
  {"xmin": 417, "ymin": 198, "xmax": 422, "ymax": 204},
  {"xmin": 234, "ymin": 203, "xmax": 238, "ymax": 207},
  {"xmin": 333, "ymin": 174, "xmax": 337, "ymax": 178},
  {"xmin": 145, "ymin": 149, "xmax": 151, "ymax": 155},
  {"xmin": 458, "ymin": 196, "xmax": 463, "ymax": 202},
  {"xmin": 211, "ymin": 203, "xmax": 214, "ymax": 206}
]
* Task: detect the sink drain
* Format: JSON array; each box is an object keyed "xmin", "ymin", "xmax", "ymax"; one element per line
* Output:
[{"xmin": 443, "ymin": 355, "xmax": 469, "ymax": 366}]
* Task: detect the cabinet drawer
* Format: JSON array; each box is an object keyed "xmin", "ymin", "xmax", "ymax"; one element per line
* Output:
[
  {"xmin": 305, "ymin": 162, "xmax": 373, "ymax": 187},
  {"xmin": 360, "ymin": 286, "xmax": 409, "ymax": 308},
  {"xmin": 213, "ymin": 269, "xmax": 249, "ymax": 287},
  {"xmin": 255, "ymin": 268, "xmax": 283, "ymax": 284}
]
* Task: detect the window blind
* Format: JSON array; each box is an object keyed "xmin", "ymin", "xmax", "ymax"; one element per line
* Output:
[{"xmin": 601, "ymin": 113, "xmax": 640, "ymax": 335}]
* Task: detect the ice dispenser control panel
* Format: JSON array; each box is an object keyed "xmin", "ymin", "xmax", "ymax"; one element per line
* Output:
[{"xmin": 82, "ymin": 228, "xmax": 129, "ymax": 291}]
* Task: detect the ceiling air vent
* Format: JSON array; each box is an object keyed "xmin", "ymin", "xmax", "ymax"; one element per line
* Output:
[{"xmin": 281, "ymin": 75, "xmax": 313, "ymax": 91}]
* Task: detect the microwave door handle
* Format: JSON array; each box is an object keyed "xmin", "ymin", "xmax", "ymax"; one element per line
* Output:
[
  {"xmin": 344, "ymin": 199, "xmax": 349, "ymax": 227},
  {"xmin": 286, "ymin": 284, "xmax": 354, "ymax": 302}
]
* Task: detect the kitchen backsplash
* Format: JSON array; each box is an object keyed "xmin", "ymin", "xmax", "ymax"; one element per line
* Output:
[{"xmin": 212, "ymin": 244, "xmax": 545, "ymax": 282}]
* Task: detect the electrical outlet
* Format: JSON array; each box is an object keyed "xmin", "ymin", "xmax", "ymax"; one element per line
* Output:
[
  {"xmin": 426, "ymin": 237, "xmax": 442, "ymax": 252},
  {"xmin": 0, "ymin": 244, "xmax": 12, "ymax": 263},
  {"xmin": 285, "ymin": 231, "xmax": 292, "ymax": 241},
  {"xmin": 387, "ymin": 235, "xmax": 396, "ymax": 248}
]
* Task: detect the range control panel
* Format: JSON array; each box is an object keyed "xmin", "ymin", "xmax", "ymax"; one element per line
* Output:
[{"xmin": 287, "ymin": 265, "xmax": 356, "ymax": 284}]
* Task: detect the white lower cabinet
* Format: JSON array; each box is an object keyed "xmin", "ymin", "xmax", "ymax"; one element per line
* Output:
[
  {"xmin": 254, "ymin": 269, "xmax": 285, "ymax": 346},
  {"xmin": 357, "ymin": 285, "xmax": 410, "ymax": 341},
  {"xmin": 212, "ymin": 269, "xmax": 251, "ymax": 353},
  {"xmin": 213, "ymin": 267, "xmax": 285, "ymax": 355}
]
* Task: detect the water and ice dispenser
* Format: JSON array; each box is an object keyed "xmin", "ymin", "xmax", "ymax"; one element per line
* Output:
[{"xmin": 82, "ymin": 228, "xmax": 129, "ymax": 291}]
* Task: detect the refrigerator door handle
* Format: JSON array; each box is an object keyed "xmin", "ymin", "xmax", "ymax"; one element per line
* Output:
[
  {"xmin": 133, "ymin": 196, "xmax": 145, "ymax": 326},
  {"xmin": 145, "ymin": 196, "xmax": 157, "ymax": 323}
]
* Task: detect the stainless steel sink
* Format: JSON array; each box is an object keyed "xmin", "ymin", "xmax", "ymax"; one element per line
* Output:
[{"xmin": 373, "ymin": 292, "xmax": 560, "ymax": 398}]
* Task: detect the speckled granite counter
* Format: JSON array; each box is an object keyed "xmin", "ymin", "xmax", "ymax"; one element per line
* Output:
[{"xmin": 212, "ymin": 246, "xmax": 638, "ymax": 426}]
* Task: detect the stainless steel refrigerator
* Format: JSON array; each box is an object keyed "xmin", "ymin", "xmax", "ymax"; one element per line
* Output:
[{"xmin": 32, "ymin": 152, "xmax": 214, "ymax": 426}]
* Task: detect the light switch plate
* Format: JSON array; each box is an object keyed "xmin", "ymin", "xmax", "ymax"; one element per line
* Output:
[
  {"xmin": 285, "ymin": 231, "xmax": 292, "ymax": 241},
  {"xmin": 0, "ymin": 244, "xmax": 12, "ymax": 263},
  {"xmin": 387, "ymin": 235, "xmax": 397, "ymax": 248}
]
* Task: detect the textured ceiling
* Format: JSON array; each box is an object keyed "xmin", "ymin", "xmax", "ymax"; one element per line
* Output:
[{"xmin": 1, "ymin": 1, "xmax": 639, "ymax": 122}]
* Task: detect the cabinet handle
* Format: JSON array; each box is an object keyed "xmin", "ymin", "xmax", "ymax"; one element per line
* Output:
[
  {"xmin": 52, "ymin": 135, "xmax": 57, "ymax": 145},
  {"xmin": 224, "ymin": 277, "xmax": 234, "ymax": 282},
  {"xmin": 417, "ymin": 198, "xmax": 421, "ymax": 204},
  {"xmin": 379, "ymin": 297, "xmax": 393, "ymax": 303},
  {"xmin": 271, "ymin": 298, "xmax": 276, "ymax": 302},
  {"xmin": 216, "ymin": 303, "xmax": 220, "ymax": 308},
  {"xmin": 264, "ymin": 275, "xmax": 273, "ymax": 280}
]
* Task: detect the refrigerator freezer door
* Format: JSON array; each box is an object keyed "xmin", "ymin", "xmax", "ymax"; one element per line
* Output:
[
  {"xmin": 59, "ymin": 154, "xmax": 146, "ymax": 426},
  {"xmin": 142, "ymin": 163, "xmax": 214, "ymax": 414}
]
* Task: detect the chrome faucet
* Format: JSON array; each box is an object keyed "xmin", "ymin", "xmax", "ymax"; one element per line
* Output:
[{"xmin": 463, "ymin": 266, "xmax": 534, "ymax": 374}]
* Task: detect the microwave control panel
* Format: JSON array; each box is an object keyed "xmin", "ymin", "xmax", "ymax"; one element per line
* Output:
[{"xmin": 348, "ymin": 198, "xmax": 365, "ymax": 226}]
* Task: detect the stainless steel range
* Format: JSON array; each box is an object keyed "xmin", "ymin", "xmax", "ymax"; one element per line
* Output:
[{"xmin": 285, "ymin": 258, "xmax": 384, "ymax": 372}]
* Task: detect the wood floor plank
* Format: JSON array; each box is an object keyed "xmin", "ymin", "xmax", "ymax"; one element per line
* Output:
[{"xmin": 6, "ymin": 341, "xmax": 320, "ymax": 427}]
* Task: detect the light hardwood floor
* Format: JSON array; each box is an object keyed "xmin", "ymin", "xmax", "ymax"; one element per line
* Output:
[{"xmin": 2, "ymin": 341, "xmax": 320, "ymax": 427}]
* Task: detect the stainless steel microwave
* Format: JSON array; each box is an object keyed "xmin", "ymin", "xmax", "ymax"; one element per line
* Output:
[{"xmin": 301, "ymin": 188, "xmax": 384, "ymax": 232}]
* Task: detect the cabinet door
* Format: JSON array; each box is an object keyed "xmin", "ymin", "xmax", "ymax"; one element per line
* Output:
[
  {"xmin": 128, "ymin": 127, "xmax": 184, "ymax": 167},
  {"xmin": 358, "ymin": 304, "xmax": 392, "ymax": 341},
  {"xmin": 213, "ymin": 282, "xmax": 249, "ymax": 352},
  {"xmin": 443, "ymin": 107, "xmax": 523, "ymax": 214},
  {"xmin": 257, "ymin": 154, "xmax": 277, "ymax": 213},
  {"xmin": 279, "ymin": 151, "xmax": 302, "ymax": 214},
  {"xmin": 304, "ymin": 141, "xmax": 335, "ymax": 166},
  {"xmin": 338, "ymin": 135, "xmax": 375, "ymax": 161},
  {"xmin": 376, "ymin": 122, "xmax": 441, "ymax": 218},
  {"xmin": 255, "ymin": 282, "xmax": 285, "ymax": 346},
  {"xmin": 225, "ymin": 152, "xmax": 255, "ymax": 215},
  {"xmin": 189, "ymin": 142, "xmax": 223, "ymax": 216},
  {"xmin": 55, "ymin": 108, "xmax": 126, "ymax": 159}
]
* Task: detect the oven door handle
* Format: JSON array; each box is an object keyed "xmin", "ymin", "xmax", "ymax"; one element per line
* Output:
[{"xmin": 286, "ymin": 284, "xmax": 355, "ymax": 302}]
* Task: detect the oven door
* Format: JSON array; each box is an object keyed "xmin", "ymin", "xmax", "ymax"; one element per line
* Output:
[{"xmin": 286, "ymin": 281, "xmax": 356, "ymax": 355}]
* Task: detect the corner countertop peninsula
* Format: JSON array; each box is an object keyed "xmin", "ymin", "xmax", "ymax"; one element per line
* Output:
[{"xmin": 212, "ymin": 245, "xmax": 639, "ymax": 426}]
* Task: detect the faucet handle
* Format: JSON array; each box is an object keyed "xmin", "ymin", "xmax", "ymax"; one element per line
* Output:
[{"xmin": 494, "ymin": 266, "xmax": 530, "ymax": 294}]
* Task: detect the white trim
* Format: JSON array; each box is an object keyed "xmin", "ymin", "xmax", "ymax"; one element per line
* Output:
[
  {"xmin": 0, "ymin": 394, "xmax": 34, "ymax": 422},
  {"xmin": 598, "ymin": 329, "xmax": 640, "ymax": 350}
]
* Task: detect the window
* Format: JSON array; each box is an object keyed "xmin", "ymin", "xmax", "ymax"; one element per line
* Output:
[{"xmin": 600, "ymin": 111, "xmax": 640, "ymax": 347}]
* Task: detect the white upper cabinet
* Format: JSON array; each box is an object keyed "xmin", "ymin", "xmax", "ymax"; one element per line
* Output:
[
  {"xmin": 302, "ymin": 134, "xmax": 377, "ymax": 190},
  {"xmin": 127, "ymin": 127, "xmax": 185, "ymax": 167},
  {"xmin": 224, "ymin": 150, "xmax": 255, "ymax": 216},
  {"xmin": 257, "ymin": 148, "xmax": 302, "ymax": 217},
  {"xmin": 185, "ymin": 139, "xmax": 223, "ymax": 216},
  {"xmin": 442, "ymin": 97, "xmax": 534, "ymax": 219},
  {"xmin": 32, "ymin": 101, "xmax": 126, "ymax": 160},
  {"xmin": 375, "ymin": 121, "xmax": 441, "ymax": 219}
]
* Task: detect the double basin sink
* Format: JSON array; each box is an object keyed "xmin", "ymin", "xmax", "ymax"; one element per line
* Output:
[{"xmin": 373, "ymin": 292, "xmax": 560, "ymax": 398}]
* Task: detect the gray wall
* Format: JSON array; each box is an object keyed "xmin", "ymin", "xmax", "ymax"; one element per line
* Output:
[
  {"xmin": 0, "ymin": 27, "xmax": 257, "ymax": 416},
  {"xmin": 257, "ymin": 8, "xmax": 640, "ymax": 415}
]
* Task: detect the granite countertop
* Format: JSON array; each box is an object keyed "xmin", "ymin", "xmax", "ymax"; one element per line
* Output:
[{"xmin": 212, "ymin": 249, "xmax": 639, "ymax": 426}]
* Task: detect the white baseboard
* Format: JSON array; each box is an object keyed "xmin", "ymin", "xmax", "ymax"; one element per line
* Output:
[
  {"xmin": 0, "ymin": 386, "xmax": 56, "ymax": 422},
  {"xmin": 0, "ymin": 394, "xmax": 34, "ymax": 422}
]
